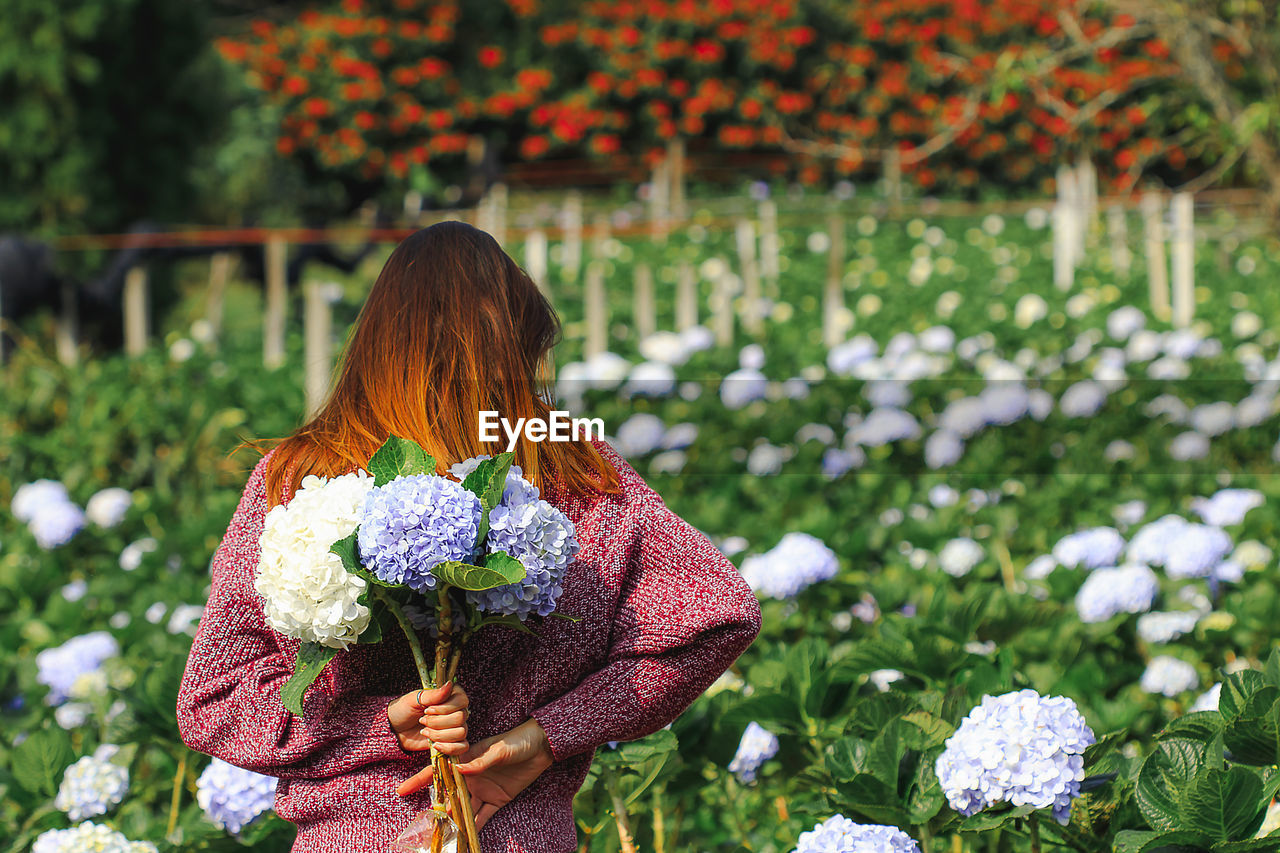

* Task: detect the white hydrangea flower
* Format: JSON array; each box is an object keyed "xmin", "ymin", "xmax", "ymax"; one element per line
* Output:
[
  {"xmin": 1141, "ymin": 656, "xmax": 1199, "ymax": 697},
  {"xmin": 55, "ymin": 745, "xmax": 129, "ymax": 821},
  {"xmin": 938, "ymin": 538, "xmax": 984, "ymax": 578},
  {"xmin": 86, "ymin": 488, "xmax": 133, "ymax": 528},
  {"xmin": 33, "ymin": 822, "xmax": 157, "ymax": 853},
  {"xmin": 254, "ymin": 471, "xmax": 376, "ymax": 650}
]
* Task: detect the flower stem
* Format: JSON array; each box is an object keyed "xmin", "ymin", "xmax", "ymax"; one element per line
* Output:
[
  {"xmin": 166, "ymin": 749, "xmax": 187, "ymax": 840},
  {"xmin": 1030, "ymin": 814, "xmax": 1042, "ymax": 853},
  {"xmin": 373, "ymin": 586, "xmax": 432, "ymax": 688}
]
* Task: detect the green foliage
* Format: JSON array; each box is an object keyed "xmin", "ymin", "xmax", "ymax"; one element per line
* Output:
[{"xmin": 281, "ymin": 643, "xmax": 339, "ymax": 716}]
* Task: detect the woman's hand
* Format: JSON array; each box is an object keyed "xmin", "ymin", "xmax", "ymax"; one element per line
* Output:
[
  {"xmin": 386, "ymin": 680, "xmax": 470, "ymax": 755},
  {"xmin": 396, "ymin": 718, "xmax": 554, "ymax": 830}
]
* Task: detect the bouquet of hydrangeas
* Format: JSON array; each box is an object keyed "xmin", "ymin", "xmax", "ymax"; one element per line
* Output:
[{"xmin": 253, "ymin": 437, "xmax": 579, "ymax": 853}]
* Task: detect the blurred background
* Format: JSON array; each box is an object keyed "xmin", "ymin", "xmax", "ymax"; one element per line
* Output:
[{"xmin": 7, "ymin": 1, "xmax": 1280, "ymax": 852}]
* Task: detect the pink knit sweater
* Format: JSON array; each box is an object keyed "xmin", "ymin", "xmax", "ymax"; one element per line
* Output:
[{"xmin": 176, "ymin": 439, "xmax": 762, "ymax": 853}]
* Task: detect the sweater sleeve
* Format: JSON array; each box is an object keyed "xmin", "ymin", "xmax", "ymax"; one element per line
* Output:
[
  {"xmin": 529, "ymin": 490, "xmax": 763, "ymax": 762},
  {"xmin": 175, "ymin": 454, "xmax": 417, "ymax": 779}
]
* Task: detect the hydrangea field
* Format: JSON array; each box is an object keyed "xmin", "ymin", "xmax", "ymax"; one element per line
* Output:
[{"xmin": 7, "ymin": 199, "xmax": 1280, "ymax": 853}]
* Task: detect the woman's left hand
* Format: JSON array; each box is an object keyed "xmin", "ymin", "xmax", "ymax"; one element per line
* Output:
[
  {"xmin": 387, "ymin": 680, "xmax": 470, "ymax": 755},
  {"xmin": 396, "ymin": 718, "xmax": 554, "ymax": 830}
]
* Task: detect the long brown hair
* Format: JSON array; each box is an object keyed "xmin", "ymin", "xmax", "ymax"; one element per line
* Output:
[{"xmin": 254, "ymin": 220, "xmax": 620, "ymax": 506}]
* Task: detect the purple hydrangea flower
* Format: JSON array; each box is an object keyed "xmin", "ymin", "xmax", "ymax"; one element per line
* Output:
[
  {"xmin": 728, "ymin": 721, "xmax": 779, "ymax": 783},
  {"xmin": 1164, "ymin": 523, "xmax": 1233, "ymax": 579},
  {"xmin": 465, "ymin": 465, "xmax": 578, "ymax": 619},
  {"xmin": 720, "ymin": 368, "xmax": 768, "ymax": 409},
  {"xmin": 1075, "ymin": 565, "xmax": 1158, "ymax": 623},
  {"xmin": 358, "ymin": 475, "xmax": 481, "ymax": 593},
  {"xmin": 195, "ymin": 757, "xmax": 278, "ymax": 834},
  {"xmin": 36, "ymin": 631, "xmax": 119, "ymax": 705},
  {"xmin": 791, "ymin": 815, "xmax": 920, "ymax": 853},
  {"xmin": 1127, "ymin": 515, "xmax": 1190, "ymax": 566},
  {"xmin": 739, "ymin": 532, "xmax": 838, "ymax": 599},
  {"xmin": 936, "ymin": 689, "xmax": 1095, "ymax": 825},
  {"xmin": 848, "ymin": 408, "xmax": 922, "ymax": 446}
]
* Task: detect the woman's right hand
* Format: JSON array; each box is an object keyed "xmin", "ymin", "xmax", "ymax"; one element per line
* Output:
[{"xmin": 387, "ymin": 680, "xmax": 470, "ymax": 754}]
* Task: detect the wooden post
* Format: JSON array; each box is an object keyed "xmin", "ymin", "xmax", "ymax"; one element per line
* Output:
[
  {"xmin": 758, "ymin": 200, "xmax": 780, "ymax": 297},
  {"xmin": 633, "ymin": 263, "xmax": 656, "ymax": 341},
  {"xmin": 525, "ymin": 229, "xmax": 550, "ymax": 302},
  {"xmin": 676, "ymin": 261, "xmax": 698, "ymax": 331},
  {"xmin": 1053, "ymin": 164, "xmax": 1077, "ymax": 291},
  {"xmin": 650, "ymin": 156, "xmax": 670, "ymax": 243},
  {"xmin": 1171, "ymin": 192, "xmax": 1195, "ymax": 328},
  {"xmin": 584, "ymin": 260, "xmax": 607, "ymax": 358},
  {"xmin": 823, "ymin": 213, "xmax": 846, "ymax": 348},
  {"xmin": 56, "ymin": 281, "xmax": 77, "ymax": 366},
  {"xmin": 734, "ymin": 219, "xmax": 762, "ymax": 335},
  {"xmin": 711, "ymin": 270, "xmax": 734, "ymax": 348},
  {"xmin": 206, "ymin": 252, "xmax": 235, "ymax": 348},
  {"xmin": 591, "ymin": 212, "xmax": 611, "ymax": 261},
  {"xmin": 1106, "ymin": 205, "xmax": 1131, "ymax": 278},
  {"xmin": 884, "ymin": 149, "xmax": 903, "ymax": 216},
  {"xmin": 403, "ymin": 189, "xmax": 424, "ymax": 224},
  {"xmin": 475, "ymin": 191, "xmax": 493, "ymax": 236},
  {"xmin": 562, "ymin": 191, "xmax": 583, "ymax": 281},
  {"xmin": 1077, "ymin": 158, "xmax": 1097, "ymax": 255},
  {"xmin": 1142, "ymin": 192, "xmax": 1170, "ymax": 322},
  {"xmin": 263, "ymin": 236, "xmax": 288, "ymax": 370},
  {"xmin": 668, "ymin": 139, "xmax": 686, "ymax": 223},
  {"xmin": 304, "ymin": 281, "xmax": 333, "ymax": 419},
  {"xmin": 123, "ymin": 266, "xmax": 149, "ymax": 356}
]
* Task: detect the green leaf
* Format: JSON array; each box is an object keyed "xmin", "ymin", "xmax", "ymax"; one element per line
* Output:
[
  {"xmin": 330, "ymin": 533, "xmax": 397, "ymax": 588},
  {"xmin": 721, "ymin": 692, "xmax": 800, "ymax": 735},
  {"xmin": 1116, "ymin": 830, "xmax": 1162, "ymax": 853},
  {"xmin": 900, "ymin": 711, "xmax": 955, "ymax": 750},
  {"xmin": 831, "ymin": 773, "xmax": 911, "ymax": 826},
  {"xmin": 431, "ymin": 552, "xmax": 526, "ymax": 591},
  {"xmin": 281, "ymin": 643, "xmax": 339, "ymax": 716},
  {"xmin": 959, "ymin": 804, "xmax": 1035, "ymax": 832},
  {"xmin": 1135, "ymin": 830, "xmax": 1217, "ymax": 853},
  {"xmin": 11, "ymin": 728, "xmax": 75, "ymax": 796},
  {"xmin": 1221, "ymin": 672, "xmax": 1267, "ymax": 721},
  {"xmin": 1263, "ymin": 647, "xmax": 1280, "ymax": 688},
  {"xmin": 368, "ymin": 436, "xmax": 435, "ymax": 486},
  {"xmin": 824, "ymin": 736, "xmax": 871, "ymax": 783},
  {"xmin": 1224, "ymin": 694, "xmax": 1280, "ymax": 767},
  {"xmin": 1137, "ymin": 739, "xmax": 1207, "ymax": 831},
  {"xmin": 462, "ymin": 452, "xmax": 514, "ymax": 541},
  {"xmin": 1178, "ymin": 766, "xmax": 1265, "ymax": 843},
  {"xmin": 548, "ymin": 611, "xmax": 583, "ymax": 623},
  {"xmin": 1213, "ymin": 838, "xmax": 1280, "ymax": 853},
  {"xmin": 478, "ymin": 613, "xmax": 539, "ymax": 636},
  {"xmin": 906, "ymin": 751, "xmax": 946, "ymax": 824},
  {"xmin": 1161, "ymin": 713, "xmax": 1225, "ymax": 743}
]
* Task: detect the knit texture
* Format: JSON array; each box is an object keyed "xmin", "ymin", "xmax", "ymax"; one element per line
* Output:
[{"xmin": 176, "ymin": 439, "xmax": 762, "ymax": 853}]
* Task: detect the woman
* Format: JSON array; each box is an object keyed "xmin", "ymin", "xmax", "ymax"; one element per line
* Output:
[{"xmin": 176, "ymin": 221, "xmax": 762, "ymax": 852}]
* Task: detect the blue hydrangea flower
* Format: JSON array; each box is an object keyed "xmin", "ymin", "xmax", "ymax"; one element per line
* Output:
[
  {"xmin": 848, "ymin": 408, "xmax": 922, "ymax": 446},
  {"xmin": 739, "ymin": 532, "xmax": 838, "ymax": 599},
  {"xmin": 720, "ymin": 368, "xmax": 769, "ymax": 410},
  {"xmin": 1052, "ymin": 527, "xmax": 1125, "ymax": 570},
  {"xmin": 936, "ymin": 689, "xmax": 1095, "ymax": 824},
  {"xmin": 1136, "ymin": 611, "xmax": 1199, "ymax": 644},
  {"xmin": 1192, "ymin": 489, "xmax": 1264, "ymax": 527},
  {"xmin": 791, "ymin": 814, "xmax": 920, "ymax": 853},
  {"xmin": 821, "ymin": 448, "xmax": 862, "ymax": 479},
  {"xmin": 614, "ymin": 413, "xmax": 667, "ymax": 457},
  {"xmin": 29, "ymin": 500, "xmax": 87, "ymax": 549},
  {"xmin": 1164, "ymin": 523, "xmax": 1233, "ymax": 580},
  {"xmin": 925, "ymin": 430, "xmax": 964, "ymax": 468},
  {"xmin": 1140, "ymin": 656, "xmax": 1199, "ymax": 697},
  {"xmin": 55, "ymin": 745, "xmax": 129, "ymax": 821},
  {"xmin": 1075, "ymin": 564, "xmax": 1159, "ymax": 623},
  {"xmin": 36, "ymin": 631, "xmax": 119, "ymax": 705},
  {"xmin": 195, "ymin": 757, "xmax": 278, "ymax": 834},
  {"xmin": 1127, "ymin": 515, "xmax": 1190, "ymax": 566},
  {"xmin": 728, "ymin": 721, "xmax": 779, "ymax": 783},
  {"xmin": 464, "ymin": 465, "xmax": 578, "ymax": 619},
  {"xmin": 358, "ymin": 475, "xmax": 481, "ymax": 593},
  {"xmin": 11, "ymin": 479, "xmax": 71, "ymax": 522}
]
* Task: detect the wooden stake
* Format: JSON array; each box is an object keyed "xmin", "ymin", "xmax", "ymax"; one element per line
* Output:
[
  {"xmin": 525, "ymin": 229, "xmax": 550, "ymax": 303},
  {"xmin": 1171, "ymin": 192, "xmax": 1195, "ymax": 328},
  {"xmin": 490, "ymin": 182, "xmax": 508, "ymax": 247},
  {"xmin": 650, "ymin": 157, "xmax": 670, "ymax": 244},
  {"xmin": 1142, "ymin": 192, "xmax": 1170, "ymax": 322},
  {"xmin": 823, "ymin": 213, "xmax": 846, "ymax": 348},
  {"xmin": 711, "ymin": 270, "xmax": 734, "ymax": 348},
  {"xmin": 735, "ymin": 219, "xmax": 762, "ymax": 335},
  {"xmin": 676, "ymin": 261, "xmax": 698, "ymax": 331},
  {"xmin": 206, "ymin": 251, "xmax": 235, "ymax": 348},
  {"xmin": 304, "ymin": 281, "xmax": 333, "ymax": 419},
  {"xmin": 1076, "ymin": 158, "xmax": 1097, "ymax": 255},
  {"xmin": 884, "ymin": 149, "xmax": 903, "ymax": 216},
  {"xmin": 123, "ymin": 266, "xmax": 148, "ymax": 357},
  {"xmin": 56, "ymin": 280, "xmax": 77, "ymax": 366},
  {"xmin": 668, "ymin": 139, "xmax": 686, "ymax": 222},
  {"xmin": 1106, "ymin": 205, "xmax": 1131, "ymax": 278},
  {"xmin": 591, "ymin": 212, "xmax": 611, "ymax": 262},
  {"xmin": 634, "ymin": 263, "xmax": 655, "ymax": 340},
  {"xmin": 584, "ymin": 260, "xmax": 607, "ymax": 358},
  {"xmin": 263, "ymin": 236, "xmax": 288, "ymax": 370}
]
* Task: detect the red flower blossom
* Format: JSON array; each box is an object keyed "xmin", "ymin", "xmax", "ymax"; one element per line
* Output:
[
  {"xmin": 478, "ymin": 46, "xmax": 504, "ymax": 67},
  {"xmin": 521, "ymin": 135, "xmax": 550, "ymax": 159}
]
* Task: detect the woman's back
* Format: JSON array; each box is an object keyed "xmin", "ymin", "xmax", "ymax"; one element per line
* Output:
[{"xmin": 177, "ymin": 437, "xmax": 761, "ymax": 853}]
